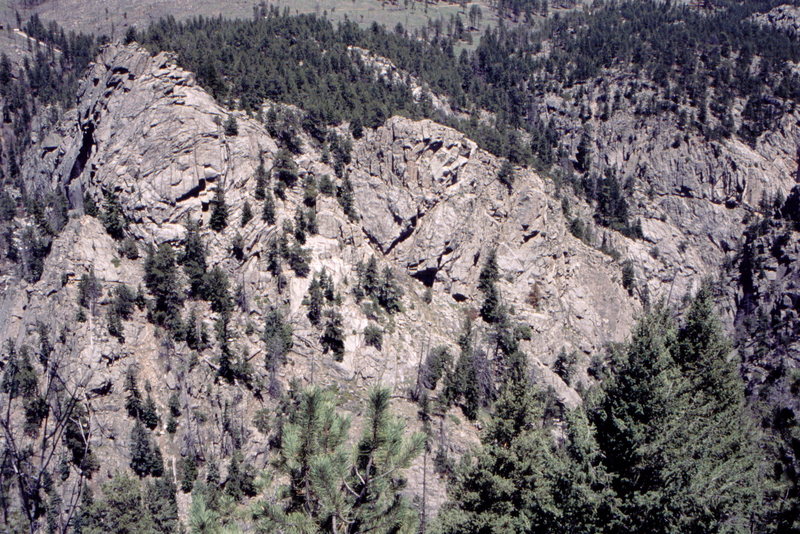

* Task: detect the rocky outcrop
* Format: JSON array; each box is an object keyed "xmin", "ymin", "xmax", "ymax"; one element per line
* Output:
[
  {"xmin": 751, "ymin": 4, "xmax": 800, "ymax": 35},
  {"xmin": 348, "ymin": 46, "xmax": 456, "ymax": 117},
  {"xmin": 2, "ymin": 44, "xmax": 647, "ymax": 516},
  {"xmin": 533, "ymin": 75, "xmax": 800, "ymax": 305},
  {"xmin": 13, "ymin": 34, "xmax": 800, "ymax": 520},
  {"xmin": 351, "ymin": 117, "xmax": 638, "ymax": 378}
]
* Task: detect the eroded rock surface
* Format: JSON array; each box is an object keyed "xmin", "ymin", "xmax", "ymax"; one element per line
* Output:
[{"xmin": 7, "ymin": 41, "xmax": 797, "ymax": 516}]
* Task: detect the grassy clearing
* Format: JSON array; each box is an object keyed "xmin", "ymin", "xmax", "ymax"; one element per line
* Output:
[{"xmin": 2, "ymin": 0, "xmax": 500, "ymax": 49}]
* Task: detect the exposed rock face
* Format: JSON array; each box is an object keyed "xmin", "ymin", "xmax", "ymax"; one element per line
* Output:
[
  {"xmin": 535, "ymin": 77, "xmax": 800, "ymax": 304},
  {"xmin": 350, "ymin": 117, "xmax": 637, "ymax": 378},
  {"xmin": 722, "ymin": 213, "xmax": 800, "ymax": 414},
  {"xmin": 25, "ymin": 45, "xmax": 278, "ymax": 241},
  {"xmin": 1, "ymin": 44, "xmax": 644, "ymax": 516},
  {"xmin": 751, "ymin": 4, "xmax": 800, "ymax": 35},
  {"xmin": 7, "ymin": 39, "xmax": 797, "ymax": 520}
]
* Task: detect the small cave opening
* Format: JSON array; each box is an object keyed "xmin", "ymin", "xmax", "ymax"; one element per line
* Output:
[
  {"xmin": 69, "ymin": 122, "xmax": 95, "ymax": 181},
  {"xmin": 411, "ymin": 267, "xmax": 438, "ymax": 288},
  {"xmin": 452, "ymin": 293, "xmax": 468, "ymax": 303}
]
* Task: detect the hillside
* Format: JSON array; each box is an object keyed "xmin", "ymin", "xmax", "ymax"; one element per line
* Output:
[{"xmin": 0, "ymin": 2, "xmax": 799, "ymax": 533}]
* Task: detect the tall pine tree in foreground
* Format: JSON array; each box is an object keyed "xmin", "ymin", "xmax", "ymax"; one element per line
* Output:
[
  {"xmin": 666, "ymin": 287, "xmax": 764, "ymax": 532},
  {"xmin": 348, "ymin": 387, "xmax": 425, "ymax": 534},
  {"xmin": 252, "ymin": 387, "xmax": 351, "ymax": 533},
  {"xmin": 436, "ymin": 292, "xmax": 765, "ymax": 534},
  {"xmin": 251, "ymin": 386, "xmax": 423, "ymax": 534},
  {"xmin": 592, "ymin": 297, "xmax": 764, "ymax": 533},
  {"xmin": 436, "ymin": 351, "xmax": 563, "ymax": 534}
]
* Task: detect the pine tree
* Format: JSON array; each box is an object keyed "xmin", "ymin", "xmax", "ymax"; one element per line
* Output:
[
  {"xmin": 306, "ymin": 273, "xmax": 324, "ymax": 326},
  {"xmin": 254, "ymin": 159, "xmax": 268, "ymax": 200},
  {"xmin": 232, "ymin": 231, "xmax": 245, "ymax": 261},
  {"xmin": 124, "ymin": 367, "xmax": 144, "ymax": 419},
  {"xmin": 141, "ymin": 393, "xmax": 160, "ymax": 430},
  {"xmin": 101, "ymin": 190, "xmax": 128, "ymax": 240},
  {"xmin": 252, "ymin": 386, "xmax": 422, "ymax": 534},
  {"xmin": 554, "ymin": 406, "xmax": 611, "ymax": 533},
  {"xmin": 111, "ymin": 284, "xmax": 137, "ymax": 320},
  {"xmin": 592, "ymin": 309, "xmax": 677, "ymax": 522},
  {"xmin": 129, "ymin": 420, "xmax": 164, "ymax": 478},
  {"xmin": 303, "ymin": 175, "xmax": 318, "ymax": 207},
  {"xmin": 144, "ymin": 243, "xmax": 182, "ymax": 330},
  {"xmin": 338, "ymin": 175, "xmax": 357, "ymax": 220},
  {"xmin": 477, "ymin": 250, "xmax": 503, "ymax": 323},
  {"xmin": 63, "ymin": 402, "xmax": 99, "ymax": 474},
  {"xmin": 224, "ymin": 115, "xmax": 239, "ymax": 136},
  {"xmin": 363, "ymin": 323, "xmax": 383, "ymax": 350},
  {"xmin": 204, "ymin": 459, "xmax": 222, "ymax": 511},
  {"xmin": 186, "ymin": 308, "xmax": 207, "ymax": 351},
  {"xmin": 188, "ymin": 491, "xmax": 221, "ymax": 534},
  {"xmin": 204, "ymin": 265, "xmax": 233, "ymax": 314},
  {"xmin": 108, "ymin": 307, "xmax": 125, "ymax": 342},
  {"xmin": 241, "ymin": 200, "xmax": 253, "ymax": 227},
  {"xmin": 321, "ymin": 310, "xmax": 345, "ymax": 361},
  {"xmin": 180, "ymin": 455, "xmax": 199, "ymax": 493},
  {"xmin": 444, "ymin": 321, "xmax": 482, "ymax": 420},
  {"xmin": 210, "ymin": 187, "xmax": 228, "ymax": 232},
  {"xmin": 181, "ymin": 219, "xmax": 208, "ymax": 298},
  {"xmin": 287, "ymin": 241, "xmax": 310, "ymax": 277},
  {"xmin": 294, "ymin": 206, "xmax": 307, "ymax": 244},
  {"xmin": 357, "ymin": 257, "xmax": 380, "ymax": 299},
  {"xmin": 78, "ymin": 267, "xmax": 102, "ymax": 312},
  {"xmin": 261, "ymin": 191, "xmax": 276, "ymax": 225},
  {"xmin": 497, "ymin": 159, "xmax": 515, "ymax": 191},
  {"xmin": 216, "ymin": 314, "xmax": 236, "ymax": 383},
  {"xmin": 263, "ymin": 307, "xmax": 293, "ymax": 370},
  {"xmin": 665, "ymin": 287, "xmax": 764, "ymax": 531},
  {"xmin": 1, "ymin": 343, "xmax": 37, "ymax": 400},
  {"xmin": 575, "ymin": 131, "xmax": 592, "ymax": 173},
  {"xmin": 80, "ymin": 475, "xmax": 156, "ymax": 534},
  {"xmin": 436, "ymin": 351, "xmax": 562, "ymax": 534},
  {"xmin": 145, "ymin": 477, "xmax": 180, "ymax": 534},
  {"xmin": 224, "ymin": 450, "xmax": 256, "ymax": 502},
  {"xmin": 319, "ymin": 270, "xmax": 334, "ymax": 301},
  {"xmin": 479, "ymin": 283, "xmax": 503, "ymax": 324},
  {"xmin": 253, "ymin": 387, "xmax": 350, "ymax": 532},
  {"xmin": 319, "ymin": 175, "xmax": 335, "ymax": 196},
  {"xmin": 591, "ymin": 302, "xmax": 764, "ymax": 533},
  {"xmin": 168, "ymin": 392, "xmax": 181, "ymax": 418},
  {"xmin": 83, "ymin": 191, "xmax": 98, "ymax": 218},
  {"xmin": 347, "ymin": 388, "xmax": 425, "ymax": 534},
  {"xmin": 377, "ymin": 266, "xmax": 403, "ymax": 313},
  {"xmin": 273, "ymin": 149, "xmax": 298, "ymax": 188},
  {"xmin": 119, "ymin": 236, "xmax": 139, "ymax": 259},
  {"xmin": 675, "ymin": 285, "xmax": 739, "ymax": 407},
  {"xmin": 419, "ymin": 345, "xmax": 452, "ymax": 390}
]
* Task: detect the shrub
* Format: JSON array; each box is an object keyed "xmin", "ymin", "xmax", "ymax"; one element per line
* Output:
[
  {"xmin": 364, "ymin": 323, "xmax": 383, "ymax": 350},
  {"xmin": 119, "ymin": 237, "xmax": 139, "ymax": 259},
  {"xmin": 224, "ymin": 115, "xmax": 239, "ymax": 136},
  {"xmin": 321, "ymin": 310, "xmax": 345, "ymax": 361}
]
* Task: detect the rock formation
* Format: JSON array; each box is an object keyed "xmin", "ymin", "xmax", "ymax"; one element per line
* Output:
[
  {"xmin": 2, "ymin": 29, "xmax": 798, "ymax": 519},
  {"xmin": 0, "ymin": 44, "xmax": 644, "ymax": 514}
]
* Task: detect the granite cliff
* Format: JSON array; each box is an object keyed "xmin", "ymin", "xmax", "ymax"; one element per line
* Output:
[{"xmin": 1, "ymin": 32, "xmax": 799, "ymax": 527}]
